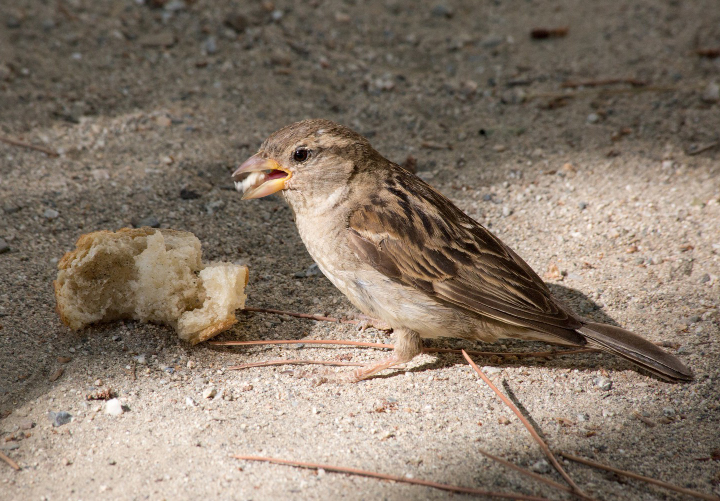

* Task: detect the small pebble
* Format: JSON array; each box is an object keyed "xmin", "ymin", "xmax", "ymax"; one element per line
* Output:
[
  {"xmin": 586, "ymin": 113, "xmax": 600, "ymax": 124},
  {"xmin": 155, "ymin": 116, "xmax": 171, "ymax": 128},
  {"xmin": 3, "ymin": 202, "xmax": 22, "ymax": 214},
  {"xmin": 6, "ymin": 15, "xmax": 21, "ymax": 29},
  {"xmin": 0, "ymin": 238, "xmax": 9, "ymax": 254},
  {"xmin": 701, "ymin": 81, "xmax": 719, "ymax": 103},
  {"xmin": 49, "ymin": 411, "xmax": 72, "ymax": 427},
  {"xmin": 502, "ymin": 206, "xmax": 513, "ymax": 217},
  {"xmin": 19, "ymin": 419, "xmax": 35, "ymax": 430},
  {"xmin": 203, "ymin": 36, "xmax": 217, "ymax": 55},
  {"xmin": 203, "ymin": 387, "xmax": 217, "ymax": 399},
  {"xmin": 431, "ymin": 4, "xmax": 453, "ymax": 18},
  {"xmin": 295, "ymin": 263, "xmax": 321, "ymax": 278},
  {"xmin": 205, "ymin": 200, "xmax": 225, "ymax": 215},
  {"xmin": 578, "ymin": 201, "xmax": 588, "ymax": 210},
  {"xmin": 186, "ymin": 397, "xmax": 197, "ymax": 407},
  {"xmin": 699, "ymin": 274, "xmax": 710, "ymax": 284},
  {"xmin": 180, "ymin": 188, "xmax": 201, "ymax": 200},
  {"xmin": 481, "ymin": 366, "xmax": 502, "ymax": 375},
  {"xmin": 593, "ymin": 376, "xmax": 612, "ymax": 391},
  {"xmin": 0, "ymin": 443, "xmax": 20, "ymax": 451},
  {"xmin": 530, "ymin": 459, "xmax": 551, "ymax": 474},
  {"xmin": 43, "ymin": 208, "xmax": 59, "ymax": 219},
  {"xmin": 132, "ymin": 216, "xmax": 160, "ymax": 228},
  {"xmin": 224, "ymin": 13, "xmax": 248, "ymax": 33},
  {"xmin": 104, "ymin": 399, "xmax": 124, "ymax": 416},
  {"xmin": 662, "ymin": 407, "xmax": 676, "ymax": 417},
  {"xmin": 577, "ymin": 413, "xmax": 590, "ymax": 422}
]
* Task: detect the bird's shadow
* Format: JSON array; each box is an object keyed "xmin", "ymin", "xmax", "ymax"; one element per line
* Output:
[
  {"xmin": 396, "ymin": 283, "xmax": 665, "ymax": 380},
  {"xmin": 215, "ymin": 282, "xmax": 676, "ymax": 382}
]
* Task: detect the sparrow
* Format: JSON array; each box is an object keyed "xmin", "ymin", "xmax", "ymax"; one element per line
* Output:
[{"xmin": 233, "ymin": 119, "xmax": 693, "ymax": 382}]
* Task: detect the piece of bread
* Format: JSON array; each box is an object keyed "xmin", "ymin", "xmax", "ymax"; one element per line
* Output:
[{"xmin": 54, "ymin": 227, "xmax": 248, "ymax": 344}]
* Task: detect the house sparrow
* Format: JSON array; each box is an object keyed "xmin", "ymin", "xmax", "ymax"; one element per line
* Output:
[{"xmin": 233, "ymin": 119, "xmax": 693, "ymax": 382}]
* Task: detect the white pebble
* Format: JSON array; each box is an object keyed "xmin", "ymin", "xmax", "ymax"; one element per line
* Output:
[
  {"xmin": 104, "ymin": 399, "xmax": 123, "ymax": 416},
  {"xmin": 701, "ymin": 81, "xmax": 719, "ymax": 103}
]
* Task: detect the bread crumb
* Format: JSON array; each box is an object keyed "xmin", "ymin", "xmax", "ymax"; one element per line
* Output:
[{"xmin": 54, "ymin": 227, "xmax": 248, "ymax": 344}]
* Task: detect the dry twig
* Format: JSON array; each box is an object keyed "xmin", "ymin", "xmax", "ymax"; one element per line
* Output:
[
  {"xmin": 0, "ymin": 451, "xmax": 20, "ymax": 471},
  {"xmin": 531, "ymin": 27, "xmax": 569, "ymax": 39},
  {"xmin": 561, "ymin": 78, "xmax": 647, "ymax": 88},
  {"xmin": 0, "ymin": 135, "xmax": 59, "ymax": 157},
  {"xmin": 232, "ymin": 454, "xmax": 550, "ymax": 500},
  {"xmin": 696, "ymin": 48, "xmax": 720, "ymax": 59},
  {"xmin": 686, "ymin": 141, "xmax": 719, "ymax": 156},
  {"xmin": 228, "ymin": 359, "xmax": 364, "ymax": 370},
  {"xmin": 560, "ymin": 452, "xmax": 720, "ymax": 501},
  {"xmin": 211, "ymin": 339, "xmax": 393, "ymax": 349},
  {"xmin": 462, "ymin": 351, "xmax": 590, "ymax": 499}
]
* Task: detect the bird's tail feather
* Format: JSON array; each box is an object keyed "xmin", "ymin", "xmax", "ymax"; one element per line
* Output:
[{"xmin": 578, "ymin": 322, "xmax": 693, "ymax": 382}]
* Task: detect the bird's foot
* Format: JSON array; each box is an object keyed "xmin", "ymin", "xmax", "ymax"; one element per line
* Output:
[{"xmin": 349, "ymin": 355, "xmax": 405, "ymax": 381}]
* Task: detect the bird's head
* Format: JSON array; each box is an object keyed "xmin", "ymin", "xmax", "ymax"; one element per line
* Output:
[{"xmin": 233, "ymin": 119, "xmax": 377, "ymax": 204}]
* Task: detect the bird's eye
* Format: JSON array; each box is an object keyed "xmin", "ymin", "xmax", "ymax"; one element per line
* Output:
[{"xmin": 293, "ymin": 148, "xmax": 310, "ymax": 163}]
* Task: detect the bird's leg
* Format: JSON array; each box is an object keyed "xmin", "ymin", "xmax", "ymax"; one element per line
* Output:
[{"xmin": 350, "ymin": 328, "xmax": 422, "ymax": 381}]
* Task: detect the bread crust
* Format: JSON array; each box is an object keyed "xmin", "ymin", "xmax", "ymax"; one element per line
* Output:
[{"xmin": 54, "ymin": 227, "xmax": 248, "ymax": 343}]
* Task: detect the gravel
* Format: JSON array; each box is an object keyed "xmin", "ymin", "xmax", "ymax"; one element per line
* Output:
[{"xmin": 1, "ymin": 1, "xmax": 719, "ymax": 500}]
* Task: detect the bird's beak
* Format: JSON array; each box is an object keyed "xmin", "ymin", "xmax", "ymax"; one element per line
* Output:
[{"xmin": 232, "ymin": 154, "xmax": 292, "ymax": 200}]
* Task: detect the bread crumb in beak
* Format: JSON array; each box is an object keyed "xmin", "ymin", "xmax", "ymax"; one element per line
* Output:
[{"xmin": 236, "ymin": 171, "xmax": 268, "ymax": 195}]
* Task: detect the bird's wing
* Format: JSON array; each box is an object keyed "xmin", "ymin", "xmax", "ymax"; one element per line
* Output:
[{"xmin": 346, "ymin": 172, "xmax": 583, "ymax": 343}]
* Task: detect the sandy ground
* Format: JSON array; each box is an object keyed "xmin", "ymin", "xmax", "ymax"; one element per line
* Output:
[{"xmin": 1, "ymin": 0, "xmax": 719, "ymax": 499}]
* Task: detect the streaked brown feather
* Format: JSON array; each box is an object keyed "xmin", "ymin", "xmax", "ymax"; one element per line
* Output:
[{"xmin": 347, "ymin": 164, "xmax": 584, "ymax": 345}]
